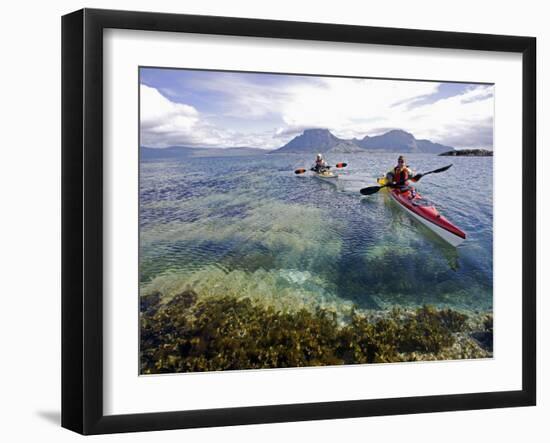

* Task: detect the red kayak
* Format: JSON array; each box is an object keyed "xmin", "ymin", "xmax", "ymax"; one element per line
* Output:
[{"xmin": 389, "ymin": 187, "xmax": 466, "ymax": 247}]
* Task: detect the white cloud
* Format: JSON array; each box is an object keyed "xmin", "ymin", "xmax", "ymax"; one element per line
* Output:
[
  {"xmin": 275, "ymin": 79, "xmax": 493, "ymax": 148},
  {"xmin": 141, "ymin": 85, "xmax": 201, "ymax": 147},
  {"xmin": 394, "ymin": 85, "xmax": 494, "ymax": 148},
  {"xmin": 183, "ymin": 74, "xmax": 295, "ymax": 119},
  {"xmin": 140, "ymin": 85, "xmax": 277, "ymax": 148},
  {"xmin": 277, "ymin": 78, "xmax": 436, "ymax": 139},
  {"xmin": 141, "ymin": 77, "xmax": 494, "ymax": 150},
  {"xmin": 141, "ymin": 85, "xmax": 198, "ymax": 130}
]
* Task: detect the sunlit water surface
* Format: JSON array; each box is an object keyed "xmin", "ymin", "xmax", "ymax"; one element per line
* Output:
[{"xmin": 140, "ymin": 152, "xmax": 493, "ymax": 315}]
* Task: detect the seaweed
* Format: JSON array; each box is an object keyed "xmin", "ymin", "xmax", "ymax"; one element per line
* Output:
[{"xmin": 140, "ymin": 290, "xmax": 488, "ymax": 374}]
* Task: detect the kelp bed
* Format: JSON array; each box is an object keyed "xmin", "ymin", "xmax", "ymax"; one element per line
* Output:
[{"xmin": 140, "ymin": 290, "xmax": 493, "ymax": 374}]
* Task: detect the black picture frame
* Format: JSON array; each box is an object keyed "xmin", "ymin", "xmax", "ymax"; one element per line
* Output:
[{"xmin": 62, "ymin": 8, "xmax": 536, "ymax": 435}]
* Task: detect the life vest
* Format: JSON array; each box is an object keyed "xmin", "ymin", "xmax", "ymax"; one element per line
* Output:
[
  {"xmin": 393, "ymin": 166, "xmax": 410, "ymax": 183},
  {"xmin": 315, "ymin": 159, "xmax": 328, "ymax": 172}
]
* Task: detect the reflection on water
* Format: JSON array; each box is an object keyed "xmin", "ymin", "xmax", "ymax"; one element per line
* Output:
[{"xmin": 140, "ymin": 152, "xmax": 493, "ymax": 315}]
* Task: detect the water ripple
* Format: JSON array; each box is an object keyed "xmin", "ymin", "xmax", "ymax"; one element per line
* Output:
[{"xmin": 140, "ymin": 153, "xmax": 493, "ymax": 313}]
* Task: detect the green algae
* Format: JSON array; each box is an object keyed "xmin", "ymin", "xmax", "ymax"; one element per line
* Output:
[
  {"xmin": 139, "ymin": 266, "xmax": 353, "ymax": 321},
  {"xmin": 140, "ymin": 290, "xmax": 490, "ymax": 374}
]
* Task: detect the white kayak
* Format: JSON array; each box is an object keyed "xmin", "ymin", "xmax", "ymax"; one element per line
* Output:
[{"xmin": 314, "ymin": 170, "xmax": 338, "ymax": 183}]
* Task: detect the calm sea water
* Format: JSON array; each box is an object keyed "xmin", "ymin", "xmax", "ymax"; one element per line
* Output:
[{"xmin": 139, "ymin": 152, "xmax": 493, "ymax": 315}]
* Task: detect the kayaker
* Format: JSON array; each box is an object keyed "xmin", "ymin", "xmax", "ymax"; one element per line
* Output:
[
  {"xmin": 386, "ymin": 155, "xmax": 414, "ymax": 186},
  {"xmin": 313, "ymin": 153, "xmax": 329, "ymax": 172}
]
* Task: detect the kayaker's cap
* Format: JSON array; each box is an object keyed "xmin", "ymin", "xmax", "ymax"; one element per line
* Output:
[
  {"xmin": 317, "ymin": 153, "xmax": 323, "ymax": 159},
  {"xmin": 398, "ymin": 155, "xmax": 405, "ymax": 164}
]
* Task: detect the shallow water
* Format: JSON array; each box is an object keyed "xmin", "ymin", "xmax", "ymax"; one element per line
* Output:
[{"xmin": 139, "ymin": 152, "xmax": 493, "ymax": 315}]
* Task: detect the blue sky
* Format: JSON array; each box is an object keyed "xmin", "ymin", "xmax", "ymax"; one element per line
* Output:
[{"xmin": 140, "ymin": 67, "xmax": 494, "ymax": 149}]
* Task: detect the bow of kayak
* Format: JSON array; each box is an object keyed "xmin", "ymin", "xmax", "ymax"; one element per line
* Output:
[
  {"xmin": 375, "ymin": 176, "xmax": 466, "ymax": 247},
  {"xmin": 314, "ymin": 170, "xmax": 338, "ymax": 182},
  {"xmin": 389, "ymin": 188, "xmax": 466, "ymax": 247}
]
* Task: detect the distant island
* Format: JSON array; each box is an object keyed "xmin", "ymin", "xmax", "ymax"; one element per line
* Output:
[
  {"xmin": 439, "ymin": 149, "xmax": 493, "ymax": 157},
  {"xmin": 270, "ymin": 128, "xmax": 455, "ymax": 155}
]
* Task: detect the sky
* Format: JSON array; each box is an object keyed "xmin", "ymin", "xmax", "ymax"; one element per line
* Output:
[{"xmin": 140, "ymin": 67, "xmax": 494, "ymax": 150}]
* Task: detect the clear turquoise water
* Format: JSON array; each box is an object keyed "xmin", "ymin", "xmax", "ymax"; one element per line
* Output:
[{"xmin": 139, "ymin": 152, "xmax": 493, "ymax": 315}]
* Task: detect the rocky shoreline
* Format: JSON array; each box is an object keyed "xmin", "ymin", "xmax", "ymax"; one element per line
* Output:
[
  {"xmin": 140, "ymin": 289, "xmax": 493, "ymax": 374},
  {"xmin": 439, "ymin": 149, "xmax": 493, "ymax": 156}
]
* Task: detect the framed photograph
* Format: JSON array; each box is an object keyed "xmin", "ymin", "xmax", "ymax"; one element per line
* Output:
[{"xmin": 62, "ymin": 8, "xmax": 536, "ymax": 435}]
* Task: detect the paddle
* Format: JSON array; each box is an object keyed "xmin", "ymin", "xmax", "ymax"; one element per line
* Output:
[
  {"xmin": 359, "ymin": 164, "xmax": 453, "ymax": 196},
  {"xmin": 294, "ymin": 162, "xmax": 348, "ymax": 175}
]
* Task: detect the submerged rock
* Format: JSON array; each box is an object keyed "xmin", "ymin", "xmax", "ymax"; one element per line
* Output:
[
  {"xmin": 140, "ymin": 291, "xmax": 161, "ymax": 314},
  {"xmin": 470, "ymin": 331, "xmax": 493, "ymax": 351},
  {"xmin": 167, "ymin": 289, "xmax": 198, "ymax": 309},
  {"xmin": 470, "ymin": 313, "xmax": 493, "ymax": 351}
]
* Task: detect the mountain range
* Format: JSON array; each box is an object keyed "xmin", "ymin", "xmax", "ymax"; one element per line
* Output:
[
  {"xmin": 142, "ymin": 129, "xmax": 457, "ymax": 157},
  {"xmin": 271, "ymin": 128, "xmax": 455, "ymax": 154}
]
